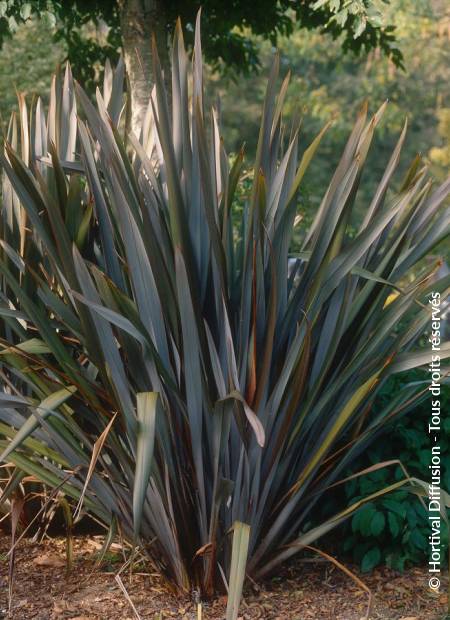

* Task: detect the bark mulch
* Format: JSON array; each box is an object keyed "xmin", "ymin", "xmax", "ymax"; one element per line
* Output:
[{"xmin": 0, "ymin": 534, "xmax": 447, "ymax": 619}]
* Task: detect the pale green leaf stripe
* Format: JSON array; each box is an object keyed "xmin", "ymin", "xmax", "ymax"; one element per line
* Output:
[
  {"xmin": 226, "ymin": 521, "xmax": 251, "ymax": 620},
  {"xmin": 133, "ymin": 392, "xmax": 158, "ymax": 539},
  {"xmin": 0, "ymin": 338, "xmax": 51, "ymax": 356},
  {"xmin": 387, "ymin": 342, "xmax": 450, "ymax": 374},
  {"xmin": 0, "ymin": 386, "xmax": 77, "ymax": 463}
]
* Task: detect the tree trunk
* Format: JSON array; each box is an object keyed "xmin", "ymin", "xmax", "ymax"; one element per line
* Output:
[{"xmin": 118, "ymin": 0, "xmax": 170, "ymax": 137}]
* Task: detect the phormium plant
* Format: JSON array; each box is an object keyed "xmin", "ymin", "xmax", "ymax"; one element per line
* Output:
[{"xmin": 0, "ymin": 16, "xmax": 449, "ymax": 618}]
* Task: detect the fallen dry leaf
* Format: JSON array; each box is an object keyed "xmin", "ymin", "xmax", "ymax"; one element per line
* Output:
[{"xmin": 33, "ymin": 554, "xmax": 65, "ymax": 568}]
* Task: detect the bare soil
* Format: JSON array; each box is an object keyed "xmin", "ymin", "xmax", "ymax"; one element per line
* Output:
[{"xmin": 0, "ymin": 533, "xmax": 447, "ymax": 619}]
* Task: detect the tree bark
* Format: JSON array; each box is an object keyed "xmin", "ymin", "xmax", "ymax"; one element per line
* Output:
[{"xmin": 118, "ymin": 0, "xmax": 170, "ymax": 137}]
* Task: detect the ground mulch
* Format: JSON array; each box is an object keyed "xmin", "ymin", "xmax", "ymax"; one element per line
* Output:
[{"xmin": 0, "ymin": 534, "xmax": 447, "ymax": 619}]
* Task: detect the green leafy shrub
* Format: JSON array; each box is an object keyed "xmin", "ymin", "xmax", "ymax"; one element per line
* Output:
[
  {"xmin": 339, "ymin": 370, "xmax": 450, "ymax": 572},
  {"xmin": 0, "ymin": 18, "xmax": 449, "ymax": 615}
]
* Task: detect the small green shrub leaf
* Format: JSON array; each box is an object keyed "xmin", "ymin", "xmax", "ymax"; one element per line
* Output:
[
  {"xmin": 361, "ymin": 547, "xmax": 381, "ymax": 572},
  {"xmin": 370, "ymin": 511, "xmax": 385, "ymax": 537},
  {"xmin": 387, "ymin": 512, "xmax": 401, "ymax": 538}
]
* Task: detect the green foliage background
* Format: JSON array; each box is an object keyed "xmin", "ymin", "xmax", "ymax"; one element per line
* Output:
[
  {"xmin": 0, "ymin": 0, "xmax": 405, "ymax": 81},
  {"xmin": 214, "ymin": 0, "xmax": 450, "ymax": 194},
  {"xmin": 1, "ymin": 1, "xmax": 449, "ymax": 190},
  {"xmin": 0, "ymin": 19, "xmax": 63, "ymax": 121}
]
